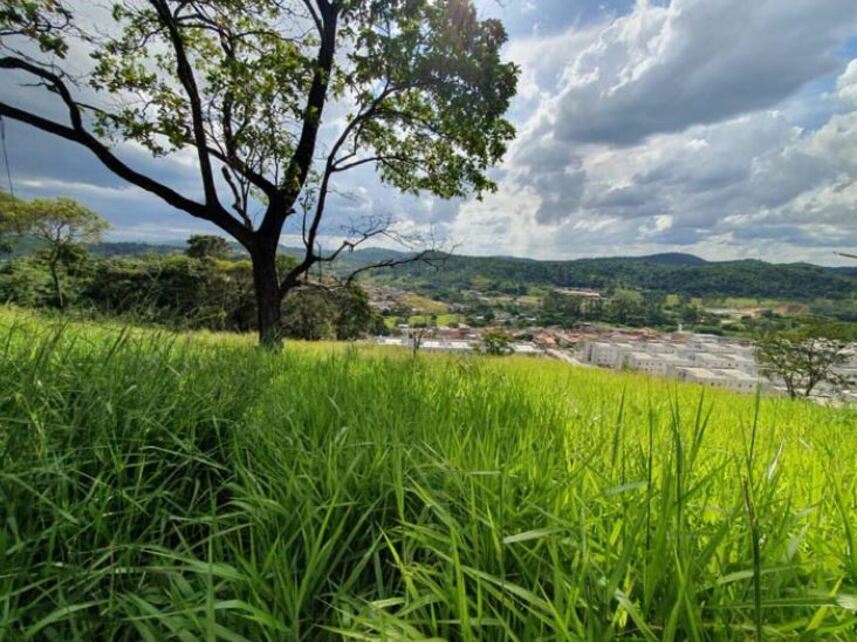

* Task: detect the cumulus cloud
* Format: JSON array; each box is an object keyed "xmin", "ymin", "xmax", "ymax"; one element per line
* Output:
[
  {"xmin": 507, "ymin": 129, "xmax": 587, "ymax": 223},
  {"xmin": 4, "ymin": 0, "xmax": 857, "ymax": 264},
  {"xmin": 548, "ymin": 0, "xmax": 857, "ymax": 145},
  {"xmin": 459, "ymin": 0, "xmax": 857, "ymax": 264},
  {"xmin": 836, "ymin": 59, "xmax": 857, "ymax": 106}
]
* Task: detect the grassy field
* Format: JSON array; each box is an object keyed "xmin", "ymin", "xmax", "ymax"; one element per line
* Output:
[
  {"xmin": 0, "ymin": 306, "xmax": 856, "ymax": 640},
  {"xmin": 384, "ymin": 313, "xmax": 463, "ymax": 329},
  {"xmin": 399, "ymin": 294, "xmax": 450, "ymax": 315}
]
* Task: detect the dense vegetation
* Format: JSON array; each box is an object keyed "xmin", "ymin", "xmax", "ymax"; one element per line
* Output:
[
  {"xmin": 37, "ymin": 243, "xmax": 857, "ymax": 307},
  {"xmin": 336, "ymin": 249, "xmax": 857, "ymax": 304},
  {"xmin": 1, "ymin": 307, "xmax": 855, "ymax": 640},
  {"xmin": 5, "ymin": 224, "xmax": 855, "ymax": 339},
  {"xmin": 0, "ymin": 237, "xmax": 383, "ymax": 340}
]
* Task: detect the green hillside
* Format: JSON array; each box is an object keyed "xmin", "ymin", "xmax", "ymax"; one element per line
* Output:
[
  {"xmin": 65, "ymin": 243, "xmax": 857, "ymax": 300},
  {"xmin": 338, "ymin": 250, "xmax": 857, "ymax": 300},
  {"xmin": 1, "ymin": 306, "xmax": 856, "ymax": 640}
]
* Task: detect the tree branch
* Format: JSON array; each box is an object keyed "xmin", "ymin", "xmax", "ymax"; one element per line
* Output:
[
  {"xmin": 343, "ymin": 249, "xmax": 440, "ymax": 286},
  {"xmin": 261, "ymin": 3, "xmax": 338, "ymax": 237},
  {"xmin": 150, "ymin": 0, "xmax": 220, "ymax": 209},
  {"xmin": 279, "ymin": 80, "xmax": 401, "ymax": 292},
  {"xmin": 73, "ymin": 96, "xmax": 274, "ymax": 196},
  {"xmin": 0, "ymin": 56, "xmax": 251, "ymax": 245},
  {"xmin": 299, "ymin": 0, "xmax": 323, "ymax": 36}
]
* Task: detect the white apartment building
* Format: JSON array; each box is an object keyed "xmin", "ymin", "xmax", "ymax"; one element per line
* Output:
[
  {"xmin": 626, "ymin": 351, "xmax": 692, "ymax": 375},
  {"xmin": 510, "ymin": 342, "xmax": 544, "ymax": 355},
  {"xmin": 578, "ymin": 333, "xmax": 763, "ymax": 393},
  {"xmin": 376, "ymin": 337, "xmax": 473, "ymax": 352},
  {"xmin": 673, "ymin": 367, "xmax": 761, "ymax": 393},
  {"xmin": 644, "ymin": 342, "xmax": 680, "ymax": 355},
  {"xmin": 584, "ymin": 341, "xmax": 636, "ymax": 368},
  {"xmin": 689, "ymin": 352, "xmax": 745, "ymax": 370},
  {"xmin": 377, "ymin": 337, "xmax": 544, "ymax": 356},
  {"xmin": 421, "ymin": 340, "xmax": 474, "ymax": 352}
]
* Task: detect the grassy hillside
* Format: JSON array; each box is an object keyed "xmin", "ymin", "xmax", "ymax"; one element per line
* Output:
[
  {"xmin": 342, "ymin": 251, "xmax": 857, "ymax": 300},
  {"xmin": 1, "ymin": 307, "xmax": 856, "ymax": 640}
]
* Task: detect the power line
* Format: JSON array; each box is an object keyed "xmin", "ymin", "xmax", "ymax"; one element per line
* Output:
[{"xmin": 0, "ymin": 114, "xmax": 14, "ymax": 198}]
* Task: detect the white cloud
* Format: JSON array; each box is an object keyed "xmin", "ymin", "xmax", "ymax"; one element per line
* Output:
[
  {"xmin": 546, "ymin": 0, "xmax": 857, "ymax": 145},
  {"xmin": 5, "ymin": 0, "xmax": 857, "ymax": 265},
  {"xmin": 836, "ymin": 59, "xmax": 857, "ymax": 107},
  {"xmin": 450, "ymin": 0, "xmax": 857, "ymax": 263}
]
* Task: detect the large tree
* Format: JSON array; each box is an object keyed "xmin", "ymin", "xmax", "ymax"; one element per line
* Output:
[{"xmin": 0, "ymin": 0, "xmax": 517, "ymax": 346}]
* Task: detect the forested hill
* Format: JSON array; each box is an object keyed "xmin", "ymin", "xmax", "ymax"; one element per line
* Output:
[
  {"xmin": 331, "ymin": 250, "xmax": 857, "ymax": 300},
  {"xmin": 76, "ymin": 242, "xmax": 857, "ymax": 300}
]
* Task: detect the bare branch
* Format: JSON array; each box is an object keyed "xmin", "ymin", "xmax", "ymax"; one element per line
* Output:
[
  {"xmin": 280, "ymin": 82, "xmax": 400, "ymax": 292},
  {"xmin": 344, "ymin": 249, "xmax": 439, "ymax": 286},
  {"xmin": 299, "ymin": 0, "xmax": 323, "ymax": 36}
]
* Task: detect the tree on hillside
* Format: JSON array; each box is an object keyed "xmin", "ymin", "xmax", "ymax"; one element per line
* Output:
[
  {"xmin": 607, "ymin": 289, "xmax": 645, "ymax": 326},
  {"xmin": 479, "ymin": 330, "xmax": 512, "ymax": 355},
  {"xmin": 0, "ymin": 0, "xmax": 518, "ymax": 346},
  {"xmin": 186, "ymin": 234, "xmax": 230, "ymax": 261},
  {"xmin": 332, "ymin": 282, "xmax": 375, "ymax": 340},
  {"xmin": 756, "ymin": 323, "xmax": 855, "ymax": 399},
  {"xmin": 5, "ymin": 196, "xmax": 109, "ymax": 308},
  {"xmin": 280, "ymin": 282, "xmax": 376, "ymax": 340}
]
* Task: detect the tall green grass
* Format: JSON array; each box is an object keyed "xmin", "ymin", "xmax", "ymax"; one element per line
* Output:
[{"xmin": 0, "ymin": 307, "xmax": 855, "ymax": 640}]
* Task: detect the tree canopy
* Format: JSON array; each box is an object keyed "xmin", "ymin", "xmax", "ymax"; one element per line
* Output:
[
  {"xmin": 186, "ymin": 234, "xmax": 231, "ymax": 260},
  {"xmin": 756, "ymin": 322, "xmax": 856, "ymax": 399},
  {"xmin": 2, "ymin": 195, "xmax": 109, "ymax": 308}
]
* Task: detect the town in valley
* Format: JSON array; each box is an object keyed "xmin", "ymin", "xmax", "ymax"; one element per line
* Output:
[{"xmin": 367, "ymin": 282, "xmax": 857, "ymax": 404}]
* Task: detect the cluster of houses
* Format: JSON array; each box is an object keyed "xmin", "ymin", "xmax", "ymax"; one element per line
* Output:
[
  {"xmin": 373, "ymin": 321, "xmax": 857, "ymax": 402},
  {"xmin": 578, "ymin": 333, "xmax": 762, "ymax": 393},
  {"xmin": 577, "ymin": 332, "xmax": 857, "ymax": 402}
]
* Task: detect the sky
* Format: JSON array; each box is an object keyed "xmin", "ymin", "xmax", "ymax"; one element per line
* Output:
[{"xmin": 2, "ymin": 0, "xmax": 857, "ymax": 265}]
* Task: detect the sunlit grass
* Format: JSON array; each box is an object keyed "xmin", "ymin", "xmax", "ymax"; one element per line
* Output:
[{"xmin": 0, "ymin": 306, "xmax": 855, "ymax": 640}]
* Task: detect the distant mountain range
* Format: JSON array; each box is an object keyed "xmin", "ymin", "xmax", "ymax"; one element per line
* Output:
[{"xmin": 86, "ymin": 242, "xmax": 857, "ymax": 300}]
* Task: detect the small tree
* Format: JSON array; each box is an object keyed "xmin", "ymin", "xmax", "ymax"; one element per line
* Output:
[
  {"xmin": 480, "ymin": 330, "xmax": 512, "ymax": 356},
  {"xmin": 333, "ymin": 283, "xmax": 374, "ymax": 340},
  {"xmin": 756, "ymin": 323, "xmax": 855, "ymax": 399},
  {"xmin": 186, "ymin": 234, "xmax": 230, "ymax": 260},
  {"xmin": 281, "ymin": 287, "xmax": 336, "ymax": 340},
  {"xmin": 280, "ymin": 282, "xmax": 376, "ymax": 341},
  {"xmin": 608, "ymin": 289, "xmax": 645, "ymax": 326},
  {"xmin": 409, "ymin": 320, "xmax": 432, "ymax": 356},
  {"xmin": 6, "ymin": 197, "xmax": 109, "ymax": 308}
]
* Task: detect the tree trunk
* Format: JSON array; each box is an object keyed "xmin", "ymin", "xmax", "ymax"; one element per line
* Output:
[
  {"xmin": 250, "ymin": 245, "xmax": 282, "ymax": 349},
  {"xmin": 49, "ymin": 256, "xmax": 64, "ymax": 310}
]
